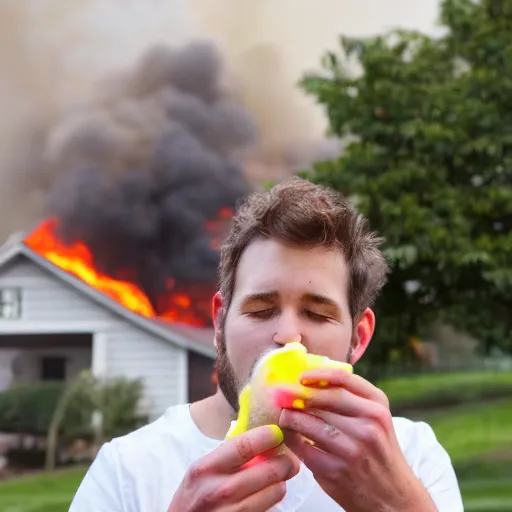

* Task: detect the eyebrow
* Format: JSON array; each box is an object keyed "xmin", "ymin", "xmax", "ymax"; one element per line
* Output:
[{"xmin": 240, "ymin": 291, "xmax": 279, "ymax": 306}]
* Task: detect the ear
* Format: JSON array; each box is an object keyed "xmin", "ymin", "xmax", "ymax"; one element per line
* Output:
[
  {"xmin": 212, "ymin": 292, "xmax": 224, "ymax": 349},
  {"xmin": 350, "ymin": 307, "xmax": 376, "ymax": 365}
]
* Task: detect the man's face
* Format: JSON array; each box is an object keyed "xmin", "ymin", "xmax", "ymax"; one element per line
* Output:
[{"xmin": 214, "ymin": 238, "xmax": 375, "ymax": 412}]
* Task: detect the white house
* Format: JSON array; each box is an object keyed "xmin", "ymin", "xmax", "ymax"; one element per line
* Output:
[{"xmin": 0, "ymin": 233, "xmax": 216, "ymax": 421}]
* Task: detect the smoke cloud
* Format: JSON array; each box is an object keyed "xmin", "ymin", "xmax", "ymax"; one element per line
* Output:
[
  {"xmin": 0, "ymin": 1, "xmax": 441, "ymax": 239},
  {"xmin": 47, "ymin": 41, "xmax": 252, "ymax": 313},
  {"xmin": 0, "ymin": 1, "xmax": 441, "ymax": 323},
  {"xmin": 0, "ymin": 0, "xmax": 348, "ymax": 242}
]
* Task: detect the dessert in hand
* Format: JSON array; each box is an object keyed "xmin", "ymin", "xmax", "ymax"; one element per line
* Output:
[{"xmin": 225, "ymin": 342, "xmax": 353, "ymax": 440}]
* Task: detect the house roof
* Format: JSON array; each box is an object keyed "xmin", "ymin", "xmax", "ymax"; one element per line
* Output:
[{"xmin": 0, "ymin": 234, "xmax": 216, "ymax": 358}]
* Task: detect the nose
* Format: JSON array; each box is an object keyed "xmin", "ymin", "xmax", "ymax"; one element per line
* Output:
[
  {"xmin": 272, "ymin": 312, "xmax": 302, "ymax": 346},
  {"xmin": 273, "ymin": 332, "xmax": 302, "ymax": 346}
]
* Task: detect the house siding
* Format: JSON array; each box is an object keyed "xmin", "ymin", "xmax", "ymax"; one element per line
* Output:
[
  {"xmin": 0, "ymin": 256, "xmax": 186, "ymax": 420},
  {"xmin": 14, "ymin": 346, "xmax": 92, "ymax": 384}
]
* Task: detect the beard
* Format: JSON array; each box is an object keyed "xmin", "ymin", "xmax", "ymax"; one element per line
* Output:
[{"xmin": 215, "ymin": 324, "xmax": 240, "ymax": 414}]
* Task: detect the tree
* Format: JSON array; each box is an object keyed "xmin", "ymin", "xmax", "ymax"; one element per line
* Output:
[
  {"xmin": 301, "ymin": 0, "xmax": 512, "ymax": 366},
  {"xmin": 45, "ymin": 372, "xmax": 145, "ymax": 471}
]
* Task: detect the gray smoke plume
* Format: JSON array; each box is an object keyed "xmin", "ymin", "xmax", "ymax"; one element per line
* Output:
[
  {"xmin": 40, "ymin": 41, "xmax": 254, "ymax": 322},
  {"xmin": 0, "ymin": 2, "xmax": 442, "ymax": 326}
]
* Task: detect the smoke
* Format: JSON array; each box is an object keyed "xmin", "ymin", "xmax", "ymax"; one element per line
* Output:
[
  {"xmin": 0, "ymin": 1, "xmax": 441, "ymax": 320},
  {"xmin": 45, "ymin": 41, "xmax": 252, "ymax": 312},
  {"xmin": 0, "ymin": 0, "xmax": 356, "ymax": 242}
]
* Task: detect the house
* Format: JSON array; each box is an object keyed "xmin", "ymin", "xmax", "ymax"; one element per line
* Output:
[{"xmin": 0, "ymin": 233, "xmax": 217, "ymax": 421}]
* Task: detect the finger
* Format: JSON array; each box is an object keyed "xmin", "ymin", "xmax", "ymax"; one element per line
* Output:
[
  {"xmin": 219, "ymin": 450, "xmax": 299, "ymax": 503},
  {"xmin": 283, "ymin": 429, "xmax": 339, "ymax": 475},
  {"xmin": 225, "ymin": 482, "xmax": 288, "ymax": 512},
  {"xmin": 200, "ymin": 424, "xmax": 285, "ymax": 473},
  {"xmin": 300, "ymin": 369, "xmax": 389, "ymax": 405},
  {"xmin": 279, "ymin": 409, "xmax": 360, "ymax": 458},
  {"xmin": 288, "ymin": 386, "xmax": 388, "ymax": 420}
]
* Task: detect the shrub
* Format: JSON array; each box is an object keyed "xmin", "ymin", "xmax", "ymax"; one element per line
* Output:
[
  {"xmin": 97, "ymin": 377, "xmax": 147, "ymax": 440},
  {"xmin": 0, "ymin": 375, "xmax": 147, "ymax": 469},
  {"xmin": 0, "ymin": 383, "xmax": 65, "ymax": 435}
]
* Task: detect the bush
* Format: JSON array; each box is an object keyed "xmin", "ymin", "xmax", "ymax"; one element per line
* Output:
[
  {"xmin": 0, "ymin": 376, "xmax": 146, "ymax": 440},
  {"xmin": 98, "ymin": 377, "xmax": 147, "ymax": 439},
  {"xmin": 0, "ymin": 381, "xmax": 98, "ymax": 439},
  {"xmin": 0, "ymin": 383, "xmax": 66, "ymax": 435}
]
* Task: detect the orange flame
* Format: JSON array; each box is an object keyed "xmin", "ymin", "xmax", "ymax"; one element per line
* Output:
[
  {"xmin": 24, "ymin": 211, "xmax": 232, "ymax": 326},
  {"xmin": 25, "ymin": 219, "xmax": 156, "ymax": 317}
]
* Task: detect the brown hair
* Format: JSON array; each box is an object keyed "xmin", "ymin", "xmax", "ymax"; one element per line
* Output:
[{"xmin": 218, "ymin": 177, "xmax": 389, "ymax": 323}]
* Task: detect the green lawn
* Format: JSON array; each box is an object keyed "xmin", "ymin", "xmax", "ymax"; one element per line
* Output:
[
  {"xmin": 423, "ymin": 399, "xmax": 512, "ymax": 511},
  {"xmin": 379, "ymin": 370, "xmax": 512, "ymax": 410},
  {"xmin": 0, "ymin": 467, "xmax": 87, "ymax": 512},
  {"xmin": 461, "ymin": 479, "xmax": 512, "ymax": 511},
  {"xmin": 427, "ymin": 399, "xmax": 512, "ymax": 462}
]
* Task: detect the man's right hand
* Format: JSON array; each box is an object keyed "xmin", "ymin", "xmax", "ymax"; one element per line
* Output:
[{"xmin": 168, "ymin": 424, "xmax": 300, "ymax": 512}]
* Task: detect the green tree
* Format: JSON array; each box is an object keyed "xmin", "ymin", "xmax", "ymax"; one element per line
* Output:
[{"xmin": 301, "ymin": 0, "xmax": 512, "ymax": 365}]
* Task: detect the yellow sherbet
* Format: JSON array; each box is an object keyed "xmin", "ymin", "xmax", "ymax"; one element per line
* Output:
[{"xmin": 225, "ymin": 342, "xmax": 353, "ymax": 440}]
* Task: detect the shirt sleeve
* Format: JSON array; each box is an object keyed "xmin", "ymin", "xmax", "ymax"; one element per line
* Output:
[
  {"xmin": 68, "ymin": 442, "xmax": 125, "ymax": 512},
  {"xmin": 415, "ymin": 422, "xmax": 464, "ymax": 511}
]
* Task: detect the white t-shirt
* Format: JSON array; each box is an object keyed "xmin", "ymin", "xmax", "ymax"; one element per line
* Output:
[{"xmin": 69, "ymin": 403, "xmax": 464, "ymax": 512}]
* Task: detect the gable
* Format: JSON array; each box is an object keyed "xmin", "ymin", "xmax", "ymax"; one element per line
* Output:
[
  {"xmin": 0, "ymin": 254, "xmax": 115, "ymax": 326},
  {"xmin": 0, "ymin": 248, "xmax": 216, "ymax": 357}
]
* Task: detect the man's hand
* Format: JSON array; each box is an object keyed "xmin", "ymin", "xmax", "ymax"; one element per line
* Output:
[
  {"xmin": 278, "ymin": 369, "xmax": 438, "ymax": 512},
  {"xmin": 168, "ymin": 424, "xmax": 300, "ymax": 512}
]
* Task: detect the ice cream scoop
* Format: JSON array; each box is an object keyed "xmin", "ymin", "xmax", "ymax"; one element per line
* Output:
[{"xmin": 225, "ymin": 342, "xmax": 353, "ymax": 440}]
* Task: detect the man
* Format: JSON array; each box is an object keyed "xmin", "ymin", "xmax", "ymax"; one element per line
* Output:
[{"xmin": 69, "ymin": 178, "xmax": 463, "ymax": 511}]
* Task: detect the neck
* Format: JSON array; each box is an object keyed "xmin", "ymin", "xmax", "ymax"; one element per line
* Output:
[{"xmin": 190, "ymin": 389, "xmax": 236, "ymax": 440}]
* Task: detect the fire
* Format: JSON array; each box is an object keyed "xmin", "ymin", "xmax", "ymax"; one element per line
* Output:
[
  {"xmin": 24, "ymin": 213, "xmax": 232, "ymax": 326},
  {"xmin": 25, "ymin": 219, "xmax": 157, "ymax": 317}
]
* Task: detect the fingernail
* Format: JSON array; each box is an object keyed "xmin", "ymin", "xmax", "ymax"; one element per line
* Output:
[
  {"xmin": 301, "ymin": 378, "xmax": 329, "ymax": 387},
  {"xmin": 292, "ymin": 398, "xmax": 305, "ymax": 410},
  {"xmin": 268, "ymin": 424, "xmax": 284, "ymax": 445},
  {"xmin": 303, "ymin": 437, "xmax": 316, "ymax": 446}
]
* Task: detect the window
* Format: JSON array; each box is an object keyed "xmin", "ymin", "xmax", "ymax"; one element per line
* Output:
[
  {"xmin": 0, "ymin": 288, "xmax": 21, "ymax": 319},
  {"xmin": 40, "ymin": 356, "xmax": 67, "ymax": 381}
]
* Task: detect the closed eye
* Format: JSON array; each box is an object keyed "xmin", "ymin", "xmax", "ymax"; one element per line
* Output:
[
  {"xmin": 305, "ymin": 310, "xmax": 331, "ymax": 322},
  {"xmin": 247, "ymin": 309, "xmax": 275, "ymax": 319}
]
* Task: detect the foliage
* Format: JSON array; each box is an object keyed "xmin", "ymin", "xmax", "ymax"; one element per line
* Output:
[
  {"xmin": 45, "ymin": 372, "xmax": 146, "ymax": 470},
  {"xmin": 0, "ymin": 382, "xmax": 92, "ymax": 437},
  {"xmin": 0, "ymin": 375, "xmax": 145, "ymax": 440},
  {"xmin": 301, "ymin": 0, "xmax": 512, "ymax": 362},
  {"xmin": 96, "ymin": 377, "xmax": 147, "ymax": 440}
]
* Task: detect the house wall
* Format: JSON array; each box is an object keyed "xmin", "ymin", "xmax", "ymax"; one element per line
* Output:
[
  {"xmin": 187, "ymin": 350, "xmax": 216, "ymax": 403},
  {"xmin": 12, "ymin": 346, "xmax": 91, "ymax": 384},
  {"xmin": 0, "ymin": 256, "xmax": 188, "ymax": 420}
]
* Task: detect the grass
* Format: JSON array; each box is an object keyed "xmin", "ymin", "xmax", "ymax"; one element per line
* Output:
[
  {"xmin": 379, "ymin": 370, "xmax": 512, "ymax": 411},
  {"xmin": 0, "ymin": 466, "xmax": 87, "ymax": 512},
  {"xmin": 421, "ymin": 399, "xmax": 512, "ymax": 511},
  {"xmin": 425, "ymin": 399, "xmax": 512, "ymax": 462}
]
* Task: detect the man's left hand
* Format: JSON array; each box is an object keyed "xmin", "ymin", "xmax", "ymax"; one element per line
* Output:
[{"xmin": 278, "ymin": 368, "xmax": 438, "ymax": 512}]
